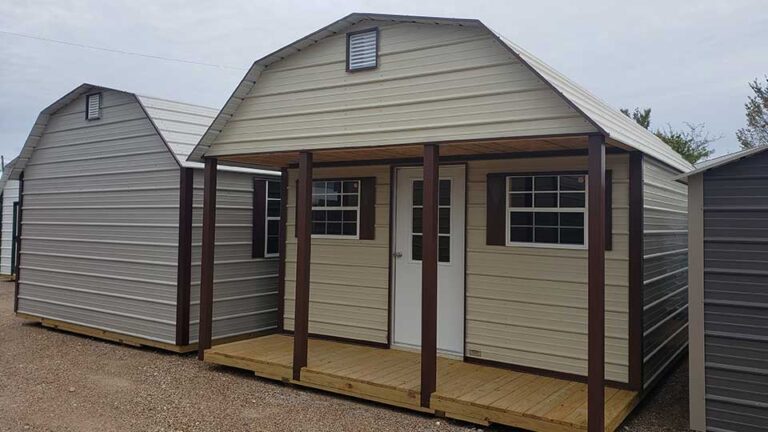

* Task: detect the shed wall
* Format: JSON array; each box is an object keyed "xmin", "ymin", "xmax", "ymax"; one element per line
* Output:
[
  {"xmin": 642, "ymin": 157, "xmax": 688, "ymax": 387},
  {"xmin": 702, "ymin": 152, "xmax": 768, "ymax": 431},
  {"xmin": 189, "ymin": 169, "xmax": 280, "ymax": 342},
  {"xmin": 16, "ymin": 90, "xmax": 182, "ymax": 343},
  {"xmin": 208, "ymin": 20, "xmax": 596, "ymax": 157},
  {"xmin": 1, "ymin": 180, "xmax": 20, "ymax": 274}
]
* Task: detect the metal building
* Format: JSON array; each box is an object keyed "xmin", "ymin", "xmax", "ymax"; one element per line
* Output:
[
  {"xmin": 681, "ymin": 146, "xmax": 768, "ymax": 432},
  {"xmin": 0, "ymin": 158, "xmax": 20, "ymax": 277},
  {"xmin": 8, "ymin": 84, "xmax": 281, "ymax": 351}
]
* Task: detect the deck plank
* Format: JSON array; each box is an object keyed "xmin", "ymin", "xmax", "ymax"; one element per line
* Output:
[{"xmin": 204, "ymin": 334, "xmax": 639, "ymax": 431}]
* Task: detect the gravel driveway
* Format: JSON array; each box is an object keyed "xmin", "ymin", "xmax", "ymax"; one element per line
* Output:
[{"xmin": 0, "ymin": 282, "xmax": 688, "ymax": 431}]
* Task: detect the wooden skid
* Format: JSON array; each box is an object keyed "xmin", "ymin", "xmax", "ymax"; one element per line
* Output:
[{"xmin": 205, "ymin": 334, "xmax": 640, "ymax": 431}]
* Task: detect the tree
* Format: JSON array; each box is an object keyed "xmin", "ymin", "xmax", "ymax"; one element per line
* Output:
[
  {"xmin": 736, "ymin": 76, "xmax": 768, "ymax": 149},
  {"xmin": 621, "ymin": 107, "xmax": 716, "ymax": 164}
]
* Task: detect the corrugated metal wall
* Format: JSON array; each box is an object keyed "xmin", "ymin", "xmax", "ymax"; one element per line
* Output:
[
  {"xmin": 642, "ymin": 157, "xmax": 688, "ymax": 387},
  {"xmin": 188, "ymin": 170, "xmax": 280, "ymax": 342},
  {"xmin": 16, "ymin": 90, "xmax": 182, "ymax": 343},
  {"xmin": 467, "ymin": 155, "xmax": 630, "ymax": 383},
  {"xmin": 1, "ymin": 180, "xmax": 19, "ymax": 274},
  {"xmin": 208, "ymin": 20, "xmax": 596, "ymax": 157},
  {"xmin": 283, "ymin": 165, "xmax": 391, "ymax": 344},
  {"xmin": 702, "ymin": 152, "xmax": 768, "ymax": 431}
]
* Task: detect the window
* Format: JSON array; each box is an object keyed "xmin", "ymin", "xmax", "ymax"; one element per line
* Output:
[
  {"xmin": 411, "ymin": 179, "xmax": 451, "ymax": 263},
  {"xmin": 506, "ymin": 174, "xmax": 586, "ymax": 247},
  {"xmin": 265, "ymin": 180, "xmax": 281, "ymax": 256},
  {"xmin": 85, "ymin": 93, "xmax": 101, "ymax": 120},
  {"xmin": 346, "ymin": 28, "xmax": 378, "ymax": 71},
  {"xmin": 312, "ymin": 180, "xmax": 360, "ymax": 237}
]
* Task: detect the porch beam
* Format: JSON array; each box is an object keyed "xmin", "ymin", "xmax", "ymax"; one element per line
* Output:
[
  {"xmin": 197, "ymin": 158, "xmax": 218, "ymax": 360},
  {"xmin": 587, "ymin": 134, "xmax": 606, "ymax": 431},
  {"xmin": 292, "ymin": 151, "xmax": 313, "ymax": 381},
  {"xmin": 420, "ymin": 143, "xmax": 439, "ymax": 408}
]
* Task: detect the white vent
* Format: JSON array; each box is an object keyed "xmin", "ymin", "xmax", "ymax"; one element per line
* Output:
[
  {"xmin": 347, "ymin": 30, "xmax": 378, "ymax": 71},
  {"xmin": 86, "ymin": 93, "xmax": 101, "ymax": 120}
]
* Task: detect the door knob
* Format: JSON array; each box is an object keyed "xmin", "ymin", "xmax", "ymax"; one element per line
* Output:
[{"xmin": 393, "ymin": 251, "xmax": 403, "ymax": 258}]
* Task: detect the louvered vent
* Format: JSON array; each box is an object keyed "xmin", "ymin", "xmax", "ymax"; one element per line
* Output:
[
  {"xmin": 86, "ymin": 93, "xmax": 101, "ymax": 120},
  {"xmin": 347, "ymin": 29, "xmax": 378, "ymax": 71}
]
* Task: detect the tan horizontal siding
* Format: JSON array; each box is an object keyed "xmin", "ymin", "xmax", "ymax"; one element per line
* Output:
[
  {"xmin": 465, "ymin": 155, "xmax": 630, "ymax": 383},
  {"xmin": 283, "ymin": 165, "xmax": 390, "ymax": 344},
  {"xmin": 208, "ymin": 20, "xmax": 595, "ymax": 157}
]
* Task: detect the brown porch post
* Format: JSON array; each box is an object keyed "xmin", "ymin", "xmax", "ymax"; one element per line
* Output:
[
  {"xmin": 587, "ymin": 134, "xmax": 606, "ymax": 431},
  {"xmin": 292, "ymin": 152, "xmax": 313, "ymax": 381},
  {"xmin": 420, "ymin": 144, "xmax": 439, "ymax": 408},
  {"xmin": 197, "ymin": 158, "xmax": 217, "ymax": 360}
]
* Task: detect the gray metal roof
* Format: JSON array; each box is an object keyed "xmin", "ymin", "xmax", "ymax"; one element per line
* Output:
[
  {"xmin": 9, "ymin": 84, "xmax": 277, "ymax": 180},
  {"xmin": 675, "ymin": 146, "xmax": 768, "ymax": 180},
  {"xmin": 188, "ymin": 12, "xmax": 693, "ymax": 172}
]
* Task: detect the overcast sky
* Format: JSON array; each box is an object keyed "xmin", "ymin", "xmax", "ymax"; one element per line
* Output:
[{"xmin": 1, "ymin": 0, "xmax": 766, "ymax": 162}]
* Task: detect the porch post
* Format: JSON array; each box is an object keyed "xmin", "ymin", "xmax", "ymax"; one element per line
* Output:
[
  {"xmin": 587, "ymin": 134, "xmax": 606, "ymax": 431},
  {"xmin": 420, "ymin": 144, "xmax": 439, "ymax": 408},
  {"xmin": 197, "ymin": 158, "xmax": 218, "ymax": 360},
  {"xmin": 292, "ymin": 151, "xmax": 313, "ymax": 381}
]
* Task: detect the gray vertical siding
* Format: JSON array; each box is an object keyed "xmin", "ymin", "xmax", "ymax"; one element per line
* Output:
[
  {"xmin": 16, "ymin": 89, "xmax": 182, "ymax": 343},
  {"xmin": 1, "ymin": 180, "xmax": 19, "ymax": 274},
  {"xmin": 189, "ymin": 169, "xmax": 279, "ymax": 342},
  {"xmin": 642, "ymin": 157, "xmax": 689, "ymax": 387},
  {"xmin": 702, "ymin": 151, "xmax": 768, "ymax": 432}
]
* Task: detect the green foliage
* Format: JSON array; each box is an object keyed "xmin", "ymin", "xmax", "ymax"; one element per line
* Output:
[
  {"xmin": 621, "ymin": 107, "xmax": 716, "ymax": 164},
  {"xmin": 736, "ymin": 76, "xmax": 768, "ymax": 149}
]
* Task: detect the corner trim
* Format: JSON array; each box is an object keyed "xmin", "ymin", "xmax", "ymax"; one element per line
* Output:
[
  {"xmin": 628, "ymin": 152, "xmax": 644, "ymax": 390},
  {"xmin": 175, "ymin": 167, "xmax": 194, "ymax": 345}
]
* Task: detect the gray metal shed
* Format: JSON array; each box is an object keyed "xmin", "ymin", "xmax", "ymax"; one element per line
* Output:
[
  {"xmin": 8, "ymin": 84, "xmax": 281, "ymax": 351},
  {"xmin": 680, "ymin": 146, "xmax": 768, "ymax": 432},
  {"xmin": 0, "ymin": 158, "xmax": 20, "ymax": 276}
]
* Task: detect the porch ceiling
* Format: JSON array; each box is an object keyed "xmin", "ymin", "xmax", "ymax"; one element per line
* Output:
[{"xmin": 217, "ymin": 134, "xmax": 622, "ymax": 169}]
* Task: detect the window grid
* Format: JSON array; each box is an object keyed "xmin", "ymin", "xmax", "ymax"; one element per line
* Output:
[
  {"xmin": 506, "ymin": 174, "xmax": 587, "ymax": 247},
  {"xmin": 411, "ymin": 179, "xmax": 451, "ymax": 263},
  {"xmin": 265, "ymin": 180, "xmax": 281, "ymax": 257},
  {"xmin": 311, "ymin": 180, "xmax": 360, "ymax": 238}
]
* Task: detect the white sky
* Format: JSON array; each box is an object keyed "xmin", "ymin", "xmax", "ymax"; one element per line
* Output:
[{"xmin": 1, "ymin": 0, "xmax": 766, "ymax": 162}]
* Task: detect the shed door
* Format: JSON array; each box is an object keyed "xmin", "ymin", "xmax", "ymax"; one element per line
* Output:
[{"xmin": 391, "ymin": 165, "xmax": 465, "ymax": 357}]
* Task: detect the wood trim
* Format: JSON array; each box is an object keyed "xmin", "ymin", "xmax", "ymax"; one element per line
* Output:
[
  {"xmin": 387, "ymin": 165, "xmax": 396, "ymax": 347},
  {"xmin": 197, "ymin": 158, "xmax": 218, "ymax": 360},
  {"xmin": 278, "ymin": 168, "xmax": 288, "ymax": 331},
  {"xmin": 628, "ymin": 152, "xmax": 644, "ymax": 390},
  {"xmin": 463, "ymin": 356, "xmax": 633, "ymax": 390},
  {"xmin": 286, "ymin": 146, "xmax": 626, "ymax": 169},
  {"xmin": 605, "ymin": 170, "xmax": 613, "ymax": 251},
  {"xmin": 346, "ymin": 27, "xmax": 380, "ymax": 73},
  {"xmin": 13, "ymin": 172, "xmax": 24, "ymax": 313},
  {"xmin": 292, "ymin": 152, "xmax": 313, "ymax": 380},
  {"xmin": 175, "ymin": 167, "xmax": 194, "ymax": 346},
  {"xmin": 252, "ymin": 178, "xmax": 267, "ymax": 258},
  {"xmin": 420, "ymin": 144, "xmax": 439, "ymax": 408},
  {"xmin": 587, "ymin": 134, "xmax": 606, "ymax": 432},
  {"xmin": 687, "ymin": 173, "xmax": 706, "ymax": 431}
]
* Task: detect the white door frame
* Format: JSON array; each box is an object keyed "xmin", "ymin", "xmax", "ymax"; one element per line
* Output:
[{"xmin": 390, "ymin": 164, "xmax": 466, "ymax": 357}]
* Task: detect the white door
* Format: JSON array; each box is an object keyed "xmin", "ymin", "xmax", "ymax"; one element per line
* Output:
[{"xmin": 392, "ymin": 165, "xmax": 465, "ymax": 357}]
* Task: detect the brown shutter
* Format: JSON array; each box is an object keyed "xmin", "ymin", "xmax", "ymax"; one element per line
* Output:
[
  {"xmin": 486, "ymin": 173, "xmax": 506, "ymax": 246},
  {"xmin": 359, "ymin": 177, "xmax": 376, "ymax": 240},
  {"xmin": 605, "ymin": 170, "xmax": 613, "ymax": 251},
  {"xmin": 252, "ymin": 179, "xmax": 266, "ymax": 258}
]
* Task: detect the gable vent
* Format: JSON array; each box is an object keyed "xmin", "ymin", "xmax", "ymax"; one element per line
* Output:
[
  {"xmin": 86, "ymin": 93, "xmax": 101, "ymax": 120},
  {"xmin": 347, "ymin": 29, "xmax": 378, "ymax": 71}
]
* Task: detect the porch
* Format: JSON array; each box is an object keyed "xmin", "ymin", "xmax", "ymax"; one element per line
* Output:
[{"xmin": 205, "ymin": 334, "xmax": 639, "ymax": 431}]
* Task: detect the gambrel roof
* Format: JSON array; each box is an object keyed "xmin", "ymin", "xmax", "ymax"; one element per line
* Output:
[
  {"xmin": 9, "ymin": 84, "xmax": 276, "ymax": 180},
  {"xmin": 188, "ymin": 13, "xmax": 692, "ymax": 172}
]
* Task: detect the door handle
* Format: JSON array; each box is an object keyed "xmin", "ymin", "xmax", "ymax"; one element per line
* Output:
[{"xmin": 393, "ymin": 251, "xmax": 403, "ymax": 258}]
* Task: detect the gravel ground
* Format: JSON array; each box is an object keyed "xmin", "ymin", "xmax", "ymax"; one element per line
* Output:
[{"xmin": 0, "ymin": 281, "xmax": 688, "ymax": 431}]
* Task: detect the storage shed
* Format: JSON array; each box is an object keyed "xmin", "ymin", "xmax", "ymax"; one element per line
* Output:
[
  {"xmin": 187, "ymin": 13, "xmax": 692, "ymax": 431},
  {"xmin": 0, "ymin": 158, "xmax": 20, "ymax": 277},
  {"xmin": 681, "ymin": 146, "xmax": 768, "ymax": 432},
  {"xmin": 8, "ymin": 84, "xmax": 281, "ymax": 351}
]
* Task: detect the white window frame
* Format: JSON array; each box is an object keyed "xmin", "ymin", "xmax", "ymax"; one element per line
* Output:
[
  {"xmin": 311, "ymin": 180, "xmax": 361, "ymax": 239},
  {"xmin": 505, "ymin": 174, "xmax": 588, "ymax": 250},
  {"xmin": 264, "ymin": 180, "xmax": 281, "ymax": 257},
  {"xmin": 409, "ymin": 178, "xmax": 453, "ymax": 265}
]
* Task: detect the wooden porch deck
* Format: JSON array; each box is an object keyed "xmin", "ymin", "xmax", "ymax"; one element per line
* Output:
[{"xmin": 204, "ymin": 334, "xmax": 639, "ymax": 431}]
